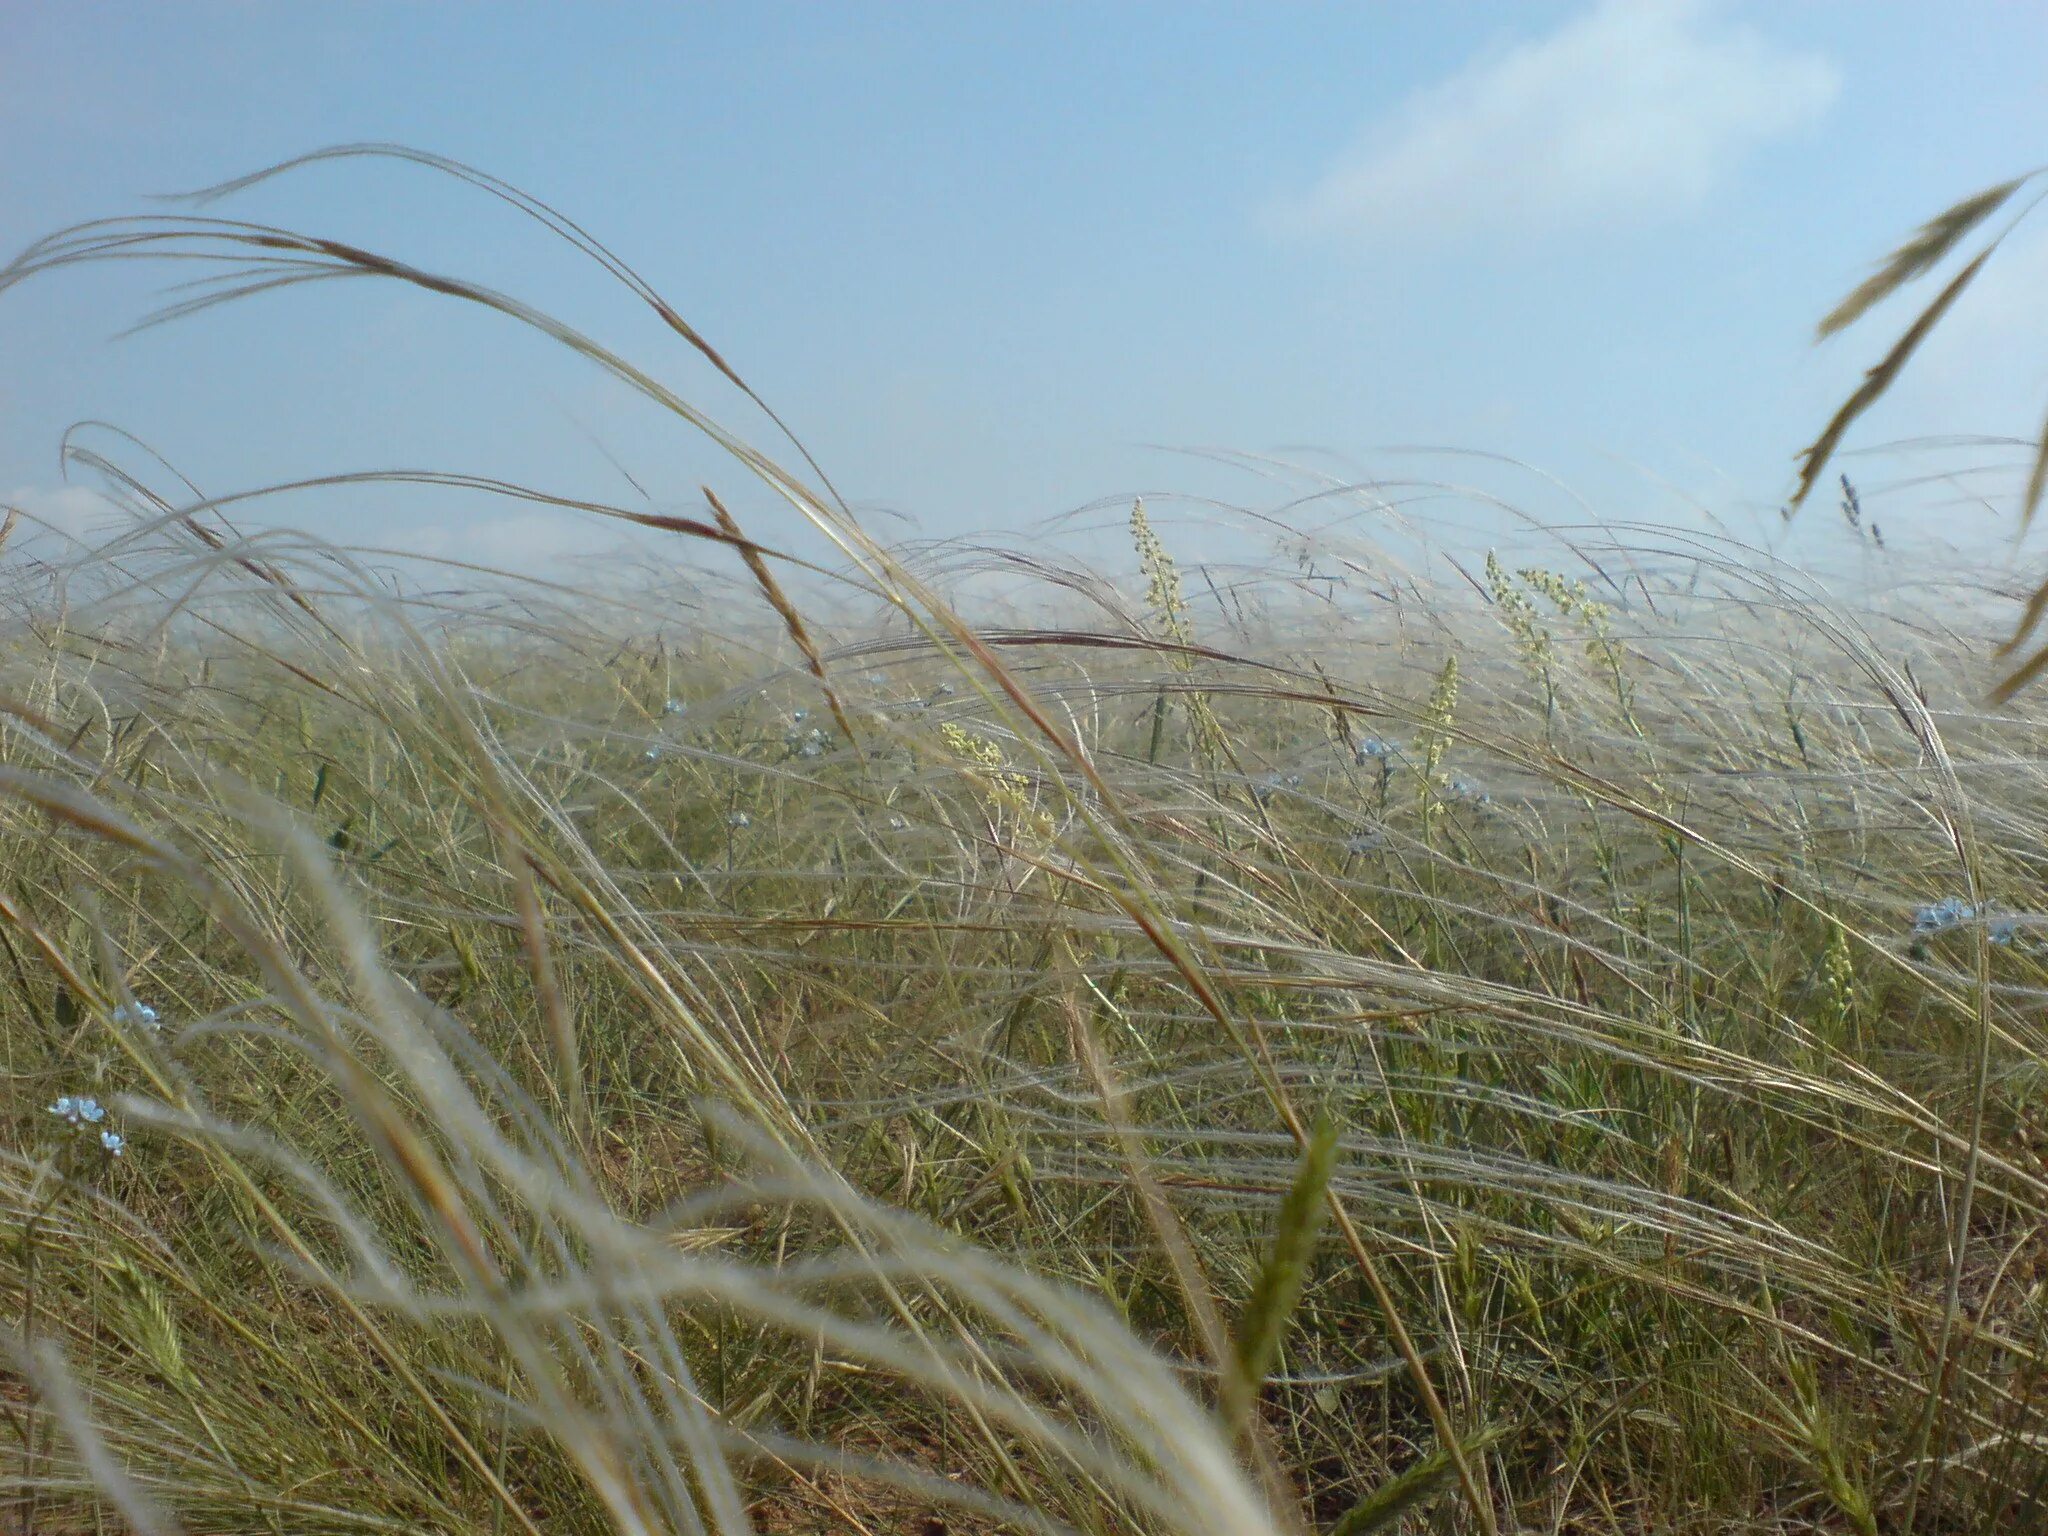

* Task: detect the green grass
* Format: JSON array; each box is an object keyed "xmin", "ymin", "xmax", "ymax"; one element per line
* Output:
[{"xmin": 6, "ymin": 149, "xmax": 2048, "ymax": 1534}]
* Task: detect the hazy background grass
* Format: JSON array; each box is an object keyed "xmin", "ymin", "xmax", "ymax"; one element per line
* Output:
[{"xmin": 6, "ymin": 151, "xmax": 2048, "ymax": 1535}]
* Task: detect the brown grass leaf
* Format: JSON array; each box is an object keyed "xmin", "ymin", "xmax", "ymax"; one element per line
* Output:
[
  {"xmin": 1793, "ymin": 248, "xmax": 1994, "ymax": 510},
  {"xmin": 1818, "ymin": 176, "xmax": 2029, "ymax": 339}
]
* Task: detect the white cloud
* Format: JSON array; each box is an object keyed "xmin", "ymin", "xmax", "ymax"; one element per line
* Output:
[
  {"xmin": 391, "ymin": 510, "xmax": 596, "ymax": 565},
  {"xmin": 1271, "ymin": 0, "xmax": 1838, "ymax": 246},
  {"xmin": 4, "ymin": 484, "xmax": 121, "ymax": 541},
  {"xmin": 384, "ymin": 508, "xmax": 665, "ymax": 578}
]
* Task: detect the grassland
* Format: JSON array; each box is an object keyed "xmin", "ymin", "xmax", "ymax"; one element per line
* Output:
[{"xmin": 5, "ymin": 152, "xmax": 2048, "ymax": 1534}]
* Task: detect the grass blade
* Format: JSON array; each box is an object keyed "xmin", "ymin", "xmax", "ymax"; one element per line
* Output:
[
  {"xmin": 1817, "ymin": 175, "xmax": 2030, "ymax": 339},
  {"xmin": 1793, "ymin": 247, "xmax": 1994, "ymax": 510},
  {"xmin": 1224, "ymin": 1112, "xmax": 1341, "ymax": 1426},
  {"xmin": 1327, "ymin": 1427, "xmax": 1506, "ymax": 1536}
]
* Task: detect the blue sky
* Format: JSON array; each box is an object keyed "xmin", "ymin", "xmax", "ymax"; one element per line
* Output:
[{"xmin": 3, "ymin": 1, "xmax": 2046, "ymax": 573}]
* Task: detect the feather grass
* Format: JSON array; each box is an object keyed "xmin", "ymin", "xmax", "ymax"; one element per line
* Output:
[{"xmin": 4, "ymin": 149, "xmax": 2048, "ymax": 1534}]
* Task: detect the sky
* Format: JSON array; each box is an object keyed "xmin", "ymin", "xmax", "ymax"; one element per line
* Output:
[{"xmin": 3, "ymin": 1, "xmax": 2046, "ymax": 578}]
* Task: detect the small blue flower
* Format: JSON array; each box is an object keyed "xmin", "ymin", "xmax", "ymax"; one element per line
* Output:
[
  {"xmin": 48, "ymin": 1095, "xmax": 106, "ymax": 1127},
  {"xmin": 1912, "ymin": 897, "xmax": 1975, "ymax": 936},
  {"xmin": 112, "ymin": 1001, "xmax": 159, "ymax": 1031},
  {"xmin": 644, "ymin": 746, "xmax": 663, "ymax": 763},
  {"xmin": 1354, "ymin": 737, "xmax": 1396, "ymax": 763},
  {"xmin": 790, "ymin": 709, "xmax": 810, "ymax": 725},
  {"xmin": 886, "ymin": 813, "xmax": 909, "ymax": 832},
  {"xmin": 1445, "ymin": 776, "xmax": 1491, "ymax": 806},
  {"xmin": 1990, "ymin": 915, "xmax": 2024, "ymax": 946},
  {"xmin": 1250, "ymin": 771, "xmax": 1301, "ymax": 804},
  {"xmin": 661, "ymin": 698, "xmax": 688, "ymax": 717},
  {"xmin": 99, "ymin": 1130, "xmax": 124, "ymax": 1157},
  {"xmin": 799, "ymin": 740, "xmax": 824, "ymax": 759},
  {"xmin": 865, "ymin": 672, "xmax": 889, "ymax": 688},
  {"xmin": 727, "ymin": 811, "xmax": 752, "ymax": 829}
]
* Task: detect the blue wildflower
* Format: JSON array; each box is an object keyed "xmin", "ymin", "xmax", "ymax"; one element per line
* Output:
[
  {"xmin": 1912, "ymin": 897, "xmax": 1975, "ymax": 936},
  {"xmin": 1354, "ymin": 737, "xmax": 1396, "ymax": 764},
  {"xmin": 112, "ymin": 1001, "xmax": 159, "ymax": 1031},
  {"xmin": 1251, "ymin": 771, "xmax": 1302, "ymax": 803},
  {"xmin": 661, "ymin": 698, "xmax": 688, "ymax": 717},
  {"xmin": 1445, "ymin": 776, "xmax": 1491, "ymax": 806},
  {"xmin": 99, "ymin": 1130, "xmax": 124, "ymax": 1157},
  {"xmin": 727, "ymin": 811, "xmax": 752, "ymax": 829},
  {"xmin": 49, "ymin": 1095, "xmax": 106, "ymax": 1127}
]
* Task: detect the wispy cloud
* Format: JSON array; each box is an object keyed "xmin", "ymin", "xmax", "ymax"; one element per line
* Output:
[
  {"xmin": 4, "ymin": 484, "xmax": 120, "ymax": 541},
  {"xmin": 1271, "ymin": 0, "xmax": 1838, "ymax": 247},
  {"xmin": 390, "ymin": 509, "xmax": 659, "ymax": 576}
]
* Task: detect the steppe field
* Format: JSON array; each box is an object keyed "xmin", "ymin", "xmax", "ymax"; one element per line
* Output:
[{"xmin": 7, "ymin": 147, "xmax": 2048, "ymax": 1536}]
